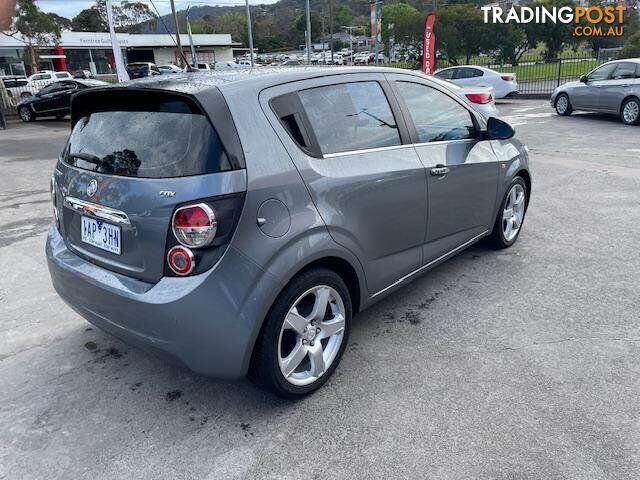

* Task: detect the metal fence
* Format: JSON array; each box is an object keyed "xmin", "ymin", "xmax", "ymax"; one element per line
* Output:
[{"xmin": 389, "ymin": 53, "xmax": 606, "ymax": 98}]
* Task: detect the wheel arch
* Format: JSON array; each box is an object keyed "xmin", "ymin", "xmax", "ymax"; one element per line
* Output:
[
  {"xmin": 515, "ymin": 169, "xmax": 532, "ymax": 206},
  {"xmin": 620, "ymin": 95, "xmax": 640, "ymax": 114},
  {"xmin": 246, "ymin": 254, "xmax": 363, "ymax": 376},
  {"xmin": 294, "ymin": 256, "xmax": 362, "ymax": 315}
]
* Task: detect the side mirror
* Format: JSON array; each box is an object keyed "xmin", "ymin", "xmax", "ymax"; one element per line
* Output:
[
  {"xmin": 486, "ymin": 117, "xmax": 515, "ymax": 140},
  {"xmin": 580, "ymin": 75, "xmax": 588, "ymax": 83}
]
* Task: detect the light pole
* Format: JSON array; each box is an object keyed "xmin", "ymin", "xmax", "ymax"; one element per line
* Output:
[
  {"xmin": 186, "ymin": 6, "xmax": 198, "ymax": 67},
  {"xmin": 169, "ymin": 0, "xmax": 185, "ymax": 67},
  {"xmin": 245, "ymin": 0, "xmax": 255, "ymax": 68},
  {"xmin": 342, "ymin": 26, "xmax": 356, "ymax": 65},
  {"xmin": 305, "ymin": 0, "xmax": 312, "ymax": 64}
]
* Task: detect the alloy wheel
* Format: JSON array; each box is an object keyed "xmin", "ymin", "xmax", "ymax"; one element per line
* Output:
[
  {"xmin": 19, "ymin": 107, "xmax": 32, "ymax": 122},
  {"xmin": 277, "ymin": 285, "xmax": 346, "ymax": 386},
  {"xmin": 623, "ymin": 100, "xmax": 639, "ymax": 124},
  {"xmin": 556, "ymin": 95, "xmax": 568, "ymax": 114},
  {"xmin": 502, "ymin": 184, "xmax": 526, "ymax": 242}
]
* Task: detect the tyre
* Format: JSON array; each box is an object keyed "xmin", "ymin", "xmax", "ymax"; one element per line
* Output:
[
  {"xmin": 487, "ymin": 177, "xmax": 528, "ymax": 249},
  {"xmin": 554, "ymin": 93, "xmax": 572, "ymax": 116},
  {"xmin": 620, "ymin": 97, "xmax": 640, "ymax": 126},
  {"xmin": 20, "ymin": 92, "xmax": 31, "ymax": 99},
  {"xmin": 250, "ymin": 268, "xmax": 352, "ymax": 398},
  {"xmin": 18, "ymin": 106, "xmax": 35, "ymax": 123}
]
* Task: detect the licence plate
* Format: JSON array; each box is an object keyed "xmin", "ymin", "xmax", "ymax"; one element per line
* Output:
[{"xmin": 81, "ymin": 216, "xmax": 121, "ymax": 255}]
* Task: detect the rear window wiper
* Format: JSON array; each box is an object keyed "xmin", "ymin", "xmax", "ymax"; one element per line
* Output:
[{"xmin": 66, "ymin": 152, "xmax": 106, "ymax": 167}]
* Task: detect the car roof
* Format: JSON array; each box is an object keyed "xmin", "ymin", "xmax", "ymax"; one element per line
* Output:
[
  {"xmin": 109, "ymin": 66, "xmax": 435, "ymax": 96},
  {"xmin": 77, "ymin": 79, "xmax": 110, "ymax": 87},
  {"xmin": 605, "ymin": 58, "xmax": 640, "ymax": 65}
]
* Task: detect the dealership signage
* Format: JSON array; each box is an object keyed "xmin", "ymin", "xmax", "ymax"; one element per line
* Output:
[
  {"xmin": 481, "ymin": 5, "xmax": 627, "ymax": 37},
  {"xmin": 421, "ymin": 14, "xmax": 436, "ymax": 75}
]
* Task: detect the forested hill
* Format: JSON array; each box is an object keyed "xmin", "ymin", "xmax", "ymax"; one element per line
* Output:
[{"xmin": 138, "ymin": 0, "xmax": 396, "ymax": 51}]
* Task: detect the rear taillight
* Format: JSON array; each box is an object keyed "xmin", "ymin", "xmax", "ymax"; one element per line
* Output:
[
  {"xmin": 164, "ymin": 193, "xmax": 245, "ymax": 278},
  {"xmin": 172, "ymin": 203, "xmax": 217, "ymax": 248},
  {"xmin": 465, "ymin": 92, "xmax": 493, "ymax": 104},
  {"xmin": 501, "ymin": 75, "xmax": 514, "ymax": 82},
  {"xmin": 167, "ymin": 246, "xmax": 195, "ymax": 276}
]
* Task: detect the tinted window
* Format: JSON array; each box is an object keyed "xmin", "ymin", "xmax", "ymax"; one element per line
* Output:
[
  {"xmin": 454, "ymin": 68, "xmax": 483, "ymax": 79},
  {"xmin": 434, "ymin": 69, "xmax": 454, "ymax": 80},
  {"xmin": 63, "ymin": 99, "xmax": 231, "ymax": 178},
  {"xmin": 611, "ymin": 62, "xmax": 638, "ymax": 79},
  {"xmin": 3, "ymin": 79, "xmax": 28, "ymax": 88},
  {"xmin": 589, "ymin": 63, "xmax": 617, "ymax": 81},
  {"xmin": 55, "ymin": 73, "xmax": 68, "ymax": 78},
  {"xmin": 38, "ymin": 83, "xmax": 59, "ymax": 95},
  {"xmin": 396, "ymin": 82, "xmax": 475, "ymax": 143},
  {"xmin": 298, "ymin": 81, "xmax": 401, "ymax": 155}
]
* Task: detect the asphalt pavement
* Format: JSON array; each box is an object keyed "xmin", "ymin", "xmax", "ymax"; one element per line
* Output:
[{"xmin": 1, "ymin": 102, "xmax": 639, "ymax": 479}]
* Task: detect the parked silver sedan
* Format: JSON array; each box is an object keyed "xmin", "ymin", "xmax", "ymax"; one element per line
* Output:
[{"xmin": 551, "ymin": 58, "xmax": 640, "ymax": 125}]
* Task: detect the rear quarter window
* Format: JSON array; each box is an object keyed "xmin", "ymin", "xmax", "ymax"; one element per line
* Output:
[
  {"xmin": 63, "ymin": 95, "xmax": 231, "ymax": 178},
  {"xmin": 297, "ymin": 81, "xmax": 401, "ymax": 155}
]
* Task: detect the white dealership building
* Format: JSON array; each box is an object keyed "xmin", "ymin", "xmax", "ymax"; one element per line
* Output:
[{"xmin": 0, "ymin": 31, "xmax": 240, "ymax": 76}]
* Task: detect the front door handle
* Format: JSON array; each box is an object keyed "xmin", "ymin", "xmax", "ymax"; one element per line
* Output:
[{"xmin": 430, "ymin": 165, "xmax": 450, "ymax": 176}]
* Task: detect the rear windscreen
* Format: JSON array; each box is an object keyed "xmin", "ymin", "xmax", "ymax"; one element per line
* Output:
[{"xmin": 63, "ymin": 97, "xmax": 231, "ymax": 178}]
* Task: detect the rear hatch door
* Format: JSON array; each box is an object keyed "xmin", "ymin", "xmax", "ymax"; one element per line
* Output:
[{"xmin": 54, "ymin": 88, "xmax": 245, "ymax": 283}]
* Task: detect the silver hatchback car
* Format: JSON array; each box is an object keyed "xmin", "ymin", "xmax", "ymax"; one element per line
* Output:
[
  {"xmin": 47, "ymin": 68, "xmax": 531, "ymax": 398},
  {"xmin": 551, "ymin": 58, "xmax": 640, "ymax": 125}
]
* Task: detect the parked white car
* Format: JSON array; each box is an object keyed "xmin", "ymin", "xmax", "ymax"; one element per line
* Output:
[
  {"xmin": 185, "ymin": 63, "xmax": 212, "ymax": 71},
  {"xmin": 434, "ymin": 66, "xmax": 518, "ymax": 99},
  {"xmin": 353, "ymin": 52, "xmax": 371, "ymax": 64},
  {"xmin": 158, "ymin": 64, "xmax": 182, "ymax": 74},
  {"xmin": 2, "ymin": 76, "xmax": 40, "ymax": 99},
  {"xmin": 27, "ymin": 70, "xmax": 73, "ymax": 86},
  {"xmin": 353, "ymin": 52, "xmax": 386, "ymax": 65}
]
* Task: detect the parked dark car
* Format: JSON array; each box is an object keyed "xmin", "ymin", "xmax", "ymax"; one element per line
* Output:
[
  {"xmin": 47, "ymin": 68, "xmax": 531, "ymax": 398},
  {"xmin": 17, "ymin": 79, "xmax": 109, "ymax": 122},
  {"xmin": 73, "ymin": 70, "xmax": 96, "ymax": 79}
]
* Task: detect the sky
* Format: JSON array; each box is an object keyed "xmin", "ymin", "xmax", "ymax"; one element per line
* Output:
[{"xmin": 35, "ymin": 0, "xmax": 278, "ymax": 20}]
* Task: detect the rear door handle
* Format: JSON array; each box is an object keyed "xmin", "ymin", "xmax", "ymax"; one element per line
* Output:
[{"xmin": 430, "ymin": 165, "xmax": 450, "ymax": 176}]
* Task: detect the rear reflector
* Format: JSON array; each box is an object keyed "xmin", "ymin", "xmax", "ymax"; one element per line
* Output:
[
  {"xmin": 465, "ymin": 92, "xmax": 493, "ymax": 104},
  {"xmin": 172, "ymin": 203, "xmax": 217, "ymax": 248},
  {"xmin": 501, "ymin": 75, "xmax": 515, "ymax": 82},
  {"xmin": 167, "ymin": 246, "xmax": 195, "ymax": 276},
  {"xmin": 51, "ymin": 175, "xmax": 59, "ymax": 229}
]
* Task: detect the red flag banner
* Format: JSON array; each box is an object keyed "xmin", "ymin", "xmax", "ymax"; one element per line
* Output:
[{"xmin": 422, "ymin": 13, "xmax": 436, "ymax": 75}]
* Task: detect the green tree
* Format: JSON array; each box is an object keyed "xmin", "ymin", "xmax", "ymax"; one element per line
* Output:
[
  {"xmin": 293, "ymin": 11, "xmax": 322, "ymax": 43},
  {"xmin": 381, "ymin": 3, "xmax": 424, "ymax": 59},
  {"xmin": 335, "ymin": 5, "xmax": 353, "ymax": 29},
  {"xmin": 583, "ymin": 5, "xmax": 638, "ymax": 55},
  {"xmin": 522, "ymin": 0, "xmax": 575, "ymax": 60},
  {"xmin": 71, "ymin": 0, "xmax": 156, "ymax": 33},
  {"xmin": 487, "ymin": 22, "xmax": 530, "ymax": 65},
  {"xmin": 436, "ymin": 5, "xmax": 491, "ymax": 64},
  {"xmin": 71, "ymin": 7, "xmax": 105, "ymax": 31},
  {"xmin": 7, "ymin": 0, "xmax": 61, "ymax": 73},
  {"xmin": 620, "ymin": 31, "xmax": 640, "ymax": 58}
]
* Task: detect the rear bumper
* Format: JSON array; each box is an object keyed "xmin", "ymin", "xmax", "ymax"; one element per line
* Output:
[{"xmin": 46, "ymin": 226, "xmax": 282, "ymax": 379}]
